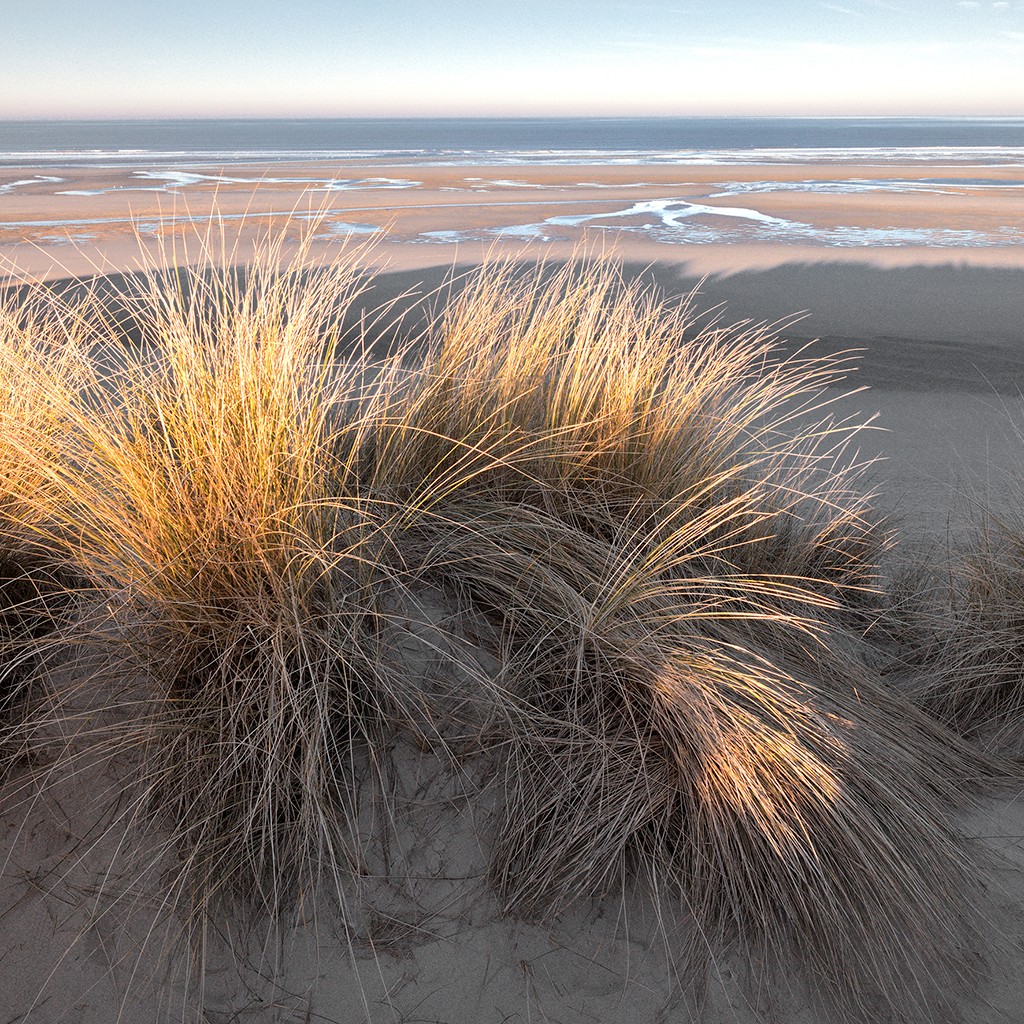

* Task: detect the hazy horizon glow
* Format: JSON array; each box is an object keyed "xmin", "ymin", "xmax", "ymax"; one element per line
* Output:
[{"xmin": 5, "ymin": 0, "xmax": 1023, "ymax": 119}]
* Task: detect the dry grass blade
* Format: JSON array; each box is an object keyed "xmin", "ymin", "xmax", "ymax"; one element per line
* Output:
[
  {"xmin": 0, "ymin": 224, "xmax": 461, "ymax": 939},
  {"xmin": 890, "ymin": 478, "xmax": 1024, "ymax": 751}
]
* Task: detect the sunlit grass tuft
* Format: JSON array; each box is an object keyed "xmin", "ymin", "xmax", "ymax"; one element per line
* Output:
[
  {"xmin": 380, "ymin": 260, "xmax": 992, "ymax": 1021},
  {"xmin": 0, "ymin": 228, "xmax": 454, "ymax": 932}
]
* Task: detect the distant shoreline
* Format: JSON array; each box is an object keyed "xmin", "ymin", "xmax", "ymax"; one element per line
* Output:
[{"xmin": 3, "ymin": 114, "xmax": 1024, "ymax": 167}]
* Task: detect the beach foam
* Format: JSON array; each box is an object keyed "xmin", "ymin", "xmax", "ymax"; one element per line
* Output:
[
  {"xmin": 712, "ymin": 177, "xmax": 1024, "ymax": 197},
  {"xmin": 53, "ymin": 170, "xmax": 423, "ymax": 196},
  {"xmin": 0, "ymin": 175, "xmax": 63, "ymax": 195},
  {"xmin": 4, "ymin": 146, "xmax": 1024, "ymax": 169}
]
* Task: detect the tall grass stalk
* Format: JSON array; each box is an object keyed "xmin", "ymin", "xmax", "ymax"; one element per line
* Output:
[
  {"xmin": 891, "ymin": 483, "xmax": 1024, "ymax": 750},
  {"xmin": 1, "ymin": 227, "xmax": 455, "ymax": 935}
]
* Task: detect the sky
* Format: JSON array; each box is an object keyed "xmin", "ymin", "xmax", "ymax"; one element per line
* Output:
[{"xmin": 4, "ymin": 0, "xmax": 1024, "ymax": 118}]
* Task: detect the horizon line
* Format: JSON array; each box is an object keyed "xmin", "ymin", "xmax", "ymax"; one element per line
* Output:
[{"xmin": 4, "ymin": 113, "xmax": 1024, "ymax": 123}]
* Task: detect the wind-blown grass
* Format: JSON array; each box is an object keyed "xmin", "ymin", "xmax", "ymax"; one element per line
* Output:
[
  {"xmin": 890, "ymin": 481, "xmax": 1024, "ymax": 751},
  {"xmin": 0, "ymin": 239, "xmax": 998, "ymax": 1022},
  {"xmin": 0, "ymin": 285, "xmax": 84, "ymax": 739},
  {"xmin": 0, "ymin": 231, "xmax": 452, "ymax": 933},
  {"xmin": 370, "ymin": 261, "xmax": 993, "ymax": 1021}
]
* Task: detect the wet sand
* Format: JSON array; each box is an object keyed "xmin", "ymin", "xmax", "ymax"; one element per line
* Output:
[{"xmin": 3, "ymin": 160, "xmax": 1024, "ymax": 283}]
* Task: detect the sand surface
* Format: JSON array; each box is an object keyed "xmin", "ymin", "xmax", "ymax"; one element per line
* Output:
[
  {"xmin": 4, "ymin": 160, "xmax": 1024, "ymax": 281},
  {"xmin": 2, "ymin": 160, "xmax": 1024, "ymax": 1022},
  {"xmin": 3, "ymin": 610, "xmax": 1024, "ymax": 1024}
]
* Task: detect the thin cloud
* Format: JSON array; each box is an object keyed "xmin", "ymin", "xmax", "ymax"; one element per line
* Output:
[
  {"xmin": 956, "ymin": 1, "xmax": 980, "ymax": 6},
  {"xmin": 823, "ymin": 2, "xmax": 861, "ymax": 12}
]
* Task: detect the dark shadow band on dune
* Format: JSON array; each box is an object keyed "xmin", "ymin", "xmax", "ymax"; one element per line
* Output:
[
  {"xmin": 643, "ymin": 260, "xmax": 1024, "ymax": 394},
  {"xmin": 8, "ymin": 257, "xmax": 1021, "ymax": 394}
]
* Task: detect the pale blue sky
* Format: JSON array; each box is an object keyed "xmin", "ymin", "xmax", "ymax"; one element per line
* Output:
[{"xmin": 5, "ymin": 0, "xmax": 1023, "ymax": 118}]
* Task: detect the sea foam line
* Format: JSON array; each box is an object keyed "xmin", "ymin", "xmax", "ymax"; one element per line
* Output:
[
  {"xmin": 711, "ymin": 178, "xmax": 1024, "ymax": 197},
  {"xmin": 4, "ymin": 146, "xmax": 1024, "ymax": 168},
  {"xmin": 0, "ymin": 175, "xmax": 64, "ymax": 195},
  {"xmin": 55, "ymin": 171, "xmax": 422, "ymax": 196}
]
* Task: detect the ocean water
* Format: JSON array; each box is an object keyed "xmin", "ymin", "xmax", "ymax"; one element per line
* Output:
[{"xmin": 3, "ymin": 116, "xmax": 1024, "ymax": 165}]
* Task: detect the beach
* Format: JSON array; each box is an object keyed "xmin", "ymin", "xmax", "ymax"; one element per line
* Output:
[
  {"xmin": 5, "ymin": 160, "xmax": 1024, "ymax": 280},
  {"xmin": 3, "ymin": 152, "xmax": 1024, "ymax": 1023}
]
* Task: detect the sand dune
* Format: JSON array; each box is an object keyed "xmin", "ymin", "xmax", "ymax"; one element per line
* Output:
[{"xmin": 2, "ymin": 167, "xmax": 1024, "ymax": 1022}]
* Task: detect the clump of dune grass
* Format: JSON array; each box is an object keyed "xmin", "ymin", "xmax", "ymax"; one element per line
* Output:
[
  {"xmin": 0, "ymin": 226, "xmax": 467, "ymax": 936},
  {"xmin": 889, "ymin": 485, "xmax": 1024, "ymax": 750},
  {"xmin": 362, "ymin": 260, "xmax": 994, "ymax": 1022}
]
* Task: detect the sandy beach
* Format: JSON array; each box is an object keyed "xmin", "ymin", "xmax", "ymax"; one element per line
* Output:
[
  {"xmin": 4, "ymin": 160, "xmax": 1024, "ymax": 281},
  {"xmin": 3, "ymin": 157, "xmax": 1024, "ymax": 1023}
]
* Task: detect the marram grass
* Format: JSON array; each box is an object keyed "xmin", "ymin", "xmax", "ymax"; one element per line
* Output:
[
  {"xmin": 385, "ymin": 261, "xmax": 992, "ymax": 1022},
  {"xmin": 0, "ymin": 234, "xmax": 1001, "ymax": 1023},
  {"xmin": 0, "ymin": 233, "xmax": 447, "ymax": 924},
  {"xmin": 890, "ymin": 479, "xmax": 1024, "ymax": 752}
]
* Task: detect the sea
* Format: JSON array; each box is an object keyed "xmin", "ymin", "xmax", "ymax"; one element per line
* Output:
[{"xmin": 3, "ymin": 116, "xmax": 1024, "ymax": 166}]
